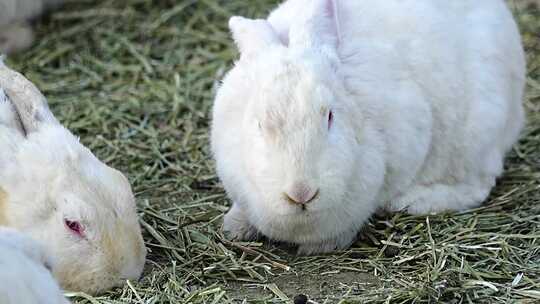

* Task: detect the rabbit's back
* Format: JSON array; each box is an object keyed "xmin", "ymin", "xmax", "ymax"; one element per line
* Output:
[{"xmin": 341, "ymin": 0, "xmax": 525, "ymax": 207}]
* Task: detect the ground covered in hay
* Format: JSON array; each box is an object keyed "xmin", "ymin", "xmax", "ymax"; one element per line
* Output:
[{"xmin": 6, "ymin": 0, "xmax": 540, "ymax": 303}]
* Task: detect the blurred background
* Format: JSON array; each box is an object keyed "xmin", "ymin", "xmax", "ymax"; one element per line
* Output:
[{"xmin": 1, "ymin": 0, "xmax": 539, "ymax": 303}]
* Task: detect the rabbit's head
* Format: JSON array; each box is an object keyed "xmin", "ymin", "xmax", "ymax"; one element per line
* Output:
[
  {"xmin": 216, "ymin": 0, "xmax": 385, "ymax": 249},
  {"xmin": 0, "ymin": 63, "xmax": 146, "ymax": 294}
]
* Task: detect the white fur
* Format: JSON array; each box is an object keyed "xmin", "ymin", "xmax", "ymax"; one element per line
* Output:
[
  {"xmin": 0, "ymin": 0, "xmax": 64, "ymax": 54},
  {"xmin": 0, "ymin": 227, "xmax": 69, "ymax": 304},
  {"xmin": 0, "ymin": 62, "xmax": 147, "ymax": 294},
  {"xmin": 212, "ymin": 0, "xmax": 526, "ymax": 254}
]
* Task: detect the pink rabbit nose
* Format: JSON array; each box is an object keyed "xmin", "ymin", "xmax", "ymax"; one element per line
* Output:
[{"xmin": 285, "ymin": 183, "xmax": 319, "ymax": 205}]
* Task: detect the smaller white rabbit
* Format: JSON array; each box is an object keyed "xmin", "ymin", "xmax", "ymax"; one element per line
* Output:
[
  {"xmin": 0, "ymin": 227, "xmax": 69, "ymax": 304},
  {"xmin": 0, "ymin": 0, "xmax": 65, "ymax": 54},
  {"xmin": 0, "ymin": 61, "xmax": 147, "ymax": 294},
  {"xmin": 212, "ymin": 0, "xmax": 526, "ymax": 254}
]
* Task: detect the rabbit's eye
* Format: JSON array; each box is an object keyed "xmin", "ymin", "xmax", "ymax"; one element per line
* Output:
[
  {"xmin": 64, "ymin": 219, "xmax": 85, "ymax": 238},
  {"xmin": 328, "ymin": 110, "xmax": 334, "ymax": 130}
]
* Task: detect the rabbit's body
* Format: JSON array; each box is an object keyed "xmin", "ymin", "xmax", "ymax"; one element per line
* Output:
[
  {"xmin": 212, "ymin": 0, "xmax": 525, "ymax": 253},
  {"xmin": 301, "ymin": 0, "xmax": 526, "ymax": 212},
  {"xmin": 0, "ymin": 0, "xmax": 64, "ymax": 54},
  {"xmin": 0, "ymin": 228, "xmax": 69, "ymax": 304},
  {"xmin": 0, "ymin": 63, "xmax": 146, "ymax": 293}
]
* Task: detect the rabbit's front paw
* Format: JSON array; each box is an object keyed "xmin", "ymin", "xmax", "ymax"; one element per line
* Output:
[{"xmin": 223, "ymin": 204, "xmax": 258, "ymax": 241}]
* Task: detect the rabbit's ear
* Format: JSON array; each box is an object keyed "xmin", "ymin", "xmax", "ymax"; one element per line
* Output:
[
  {"xmin": 290, "ymin": 0, "xmax": 340, "ymax": 55},
  {"xmin": 229, "ymin": 16, "xmax": 282, "ymax": 58},
  {"xmin": 0, "ymin": 60, "xmax": 59, "ymax": 135}
]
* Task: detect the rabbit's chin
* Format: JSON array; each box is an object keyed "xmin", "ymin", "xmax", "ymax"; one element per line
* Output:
[
  {"xmin": 248, "ymin": 202, "xmax": 370, "ymax": 254},
  {"xmin": 260, "ymin": 213, "xmax": 361, "ymax": 255},
  {"xmin": 223, "ymin": 204, "xmax": 360, "ymax": 255}
]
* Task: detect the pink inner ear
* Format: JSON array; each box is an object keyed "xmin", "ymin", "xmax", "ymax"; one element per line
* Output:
[{"xmin": 64, "ymin": 219, "xmax": 85, "ymax": 237}]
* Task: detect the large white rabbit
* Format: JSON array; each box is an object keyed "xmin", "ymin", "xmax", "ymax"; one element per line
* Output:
[
  {"xmin": 0, "ymin": 61, "xmax": 147, "ymax": 293},
  {"xmin": 0, "ymin": 227, "xmax": 69, "ymax": 304},
  {"xmin": 211, "ymin": 0, "xmax": 526, "ymax": 254},
  {"xmin": 0, "ymin": 0, "xmax": 64, "ymax": 54}
]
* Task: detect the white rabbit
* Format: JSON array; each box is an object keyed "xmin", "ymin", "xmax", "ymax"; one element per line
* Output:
[
  {"xmin": 0, "ymin": 0, "xmax": 64, "ymax": 54},
  {"xmin": 0, "ymin": 61, "xmax": 147, "ymax": 293},
  {"xmin": 0, "ymin": 227, "xmax": 69, "ymax": 304},
  {"xmin": 211, "ymin": 0, "xmax": 526, "ymax": 254}
]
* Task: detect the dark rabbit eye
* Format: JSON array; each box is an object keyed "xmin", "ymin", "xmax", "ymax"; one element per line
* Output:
[
  {"xmin": 328, "ymin": 110, "xmax": 334, "ymax": 130},
  {"xmin": 64, "ymin": 219, "xmax": 85, "ymax": 237}
]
